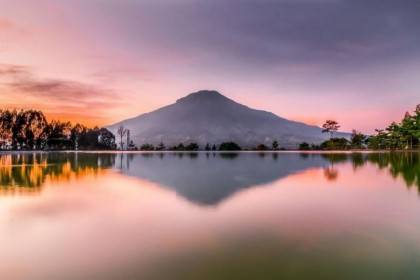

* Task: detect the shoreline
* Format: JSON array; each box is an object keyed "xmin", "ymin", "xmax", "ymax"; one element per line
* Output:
[{"xmin": 0, "ymin": 149, "xmax": 419, "ymax": 154}]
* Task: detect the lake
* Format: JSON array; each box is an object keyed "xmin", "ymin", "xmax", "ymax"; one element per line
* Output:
[{"xmin": 1, "ymin": 151, "xmax": 420, "ymax": 279}]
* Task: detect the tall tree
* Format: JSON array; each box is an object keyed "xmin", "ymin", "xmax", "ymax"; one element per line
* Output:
[
  {"xmin": 117, "ymin": 126, "xmax": 127, "ymax": 150},
  {"xmin": 322, "ymin": 120, "xmax": 340, "ymax": 139},
  {"xmin": 272, "ymin": 140, "xmax": 279, "ymax": 150},
  {"xmin": 22, "ymin": 110, "xmax": 48, "ymax": 149},
  {"xmin": 71, "ymin": 123, "xmax": 88, "ymax": 150}
]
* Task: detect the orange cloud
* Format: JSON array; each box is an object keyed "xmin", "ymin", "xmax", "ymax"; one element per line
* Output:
[{"xmin": 0, "ymin": 64, "xmax": 128, "ymax": 127}]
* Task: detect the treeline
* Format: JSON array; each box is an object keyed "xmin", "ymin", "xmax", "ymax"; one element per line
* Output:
[
  {"xmin": 367, "ymin": 104, "xmax": 420, "ymax": 150},
  {"xmin": 138, "ymin": 142, "xmax": 233, "ymax": 151},
  {"xmin": 299, "ymin": 104, "xmax": 420, "ymax": 151},
  {"xmin": 0, "ymin": 109, "xmax": 116, "ymax": 150},
  {"xmin": 137, "ymin": 141, "xmax": 284, "ymax": 151}
]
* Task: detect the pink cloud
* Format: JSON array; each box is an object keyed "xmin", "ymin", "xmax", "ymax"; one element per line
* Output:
[{"xmin": 0, "ymin": 63, "xmax": 129, "ymax": 126}]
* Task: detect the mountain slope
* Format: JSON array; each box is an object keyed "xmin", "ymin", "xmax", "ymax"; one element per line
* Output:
[{"xmin": 108, "ymin": 90, "xmax": 345, "ymax": 148}]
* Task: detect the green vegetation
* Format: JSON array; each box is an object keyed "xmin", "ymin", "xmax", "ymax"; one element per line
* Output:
[
  {"xmin": 299, "ymin": 105, "xmax": 420, "ymax": 151},
  {"xmin": 320, "ymin": 138, "xmax": 350, "ymax": 150},
  {"xmin": 0, "ymin": 109, "xmax": 116, "ymax": 150},
  {"xmin": 5, "ymin": 104, "xmax": 420, "ymax": 152},
  {"xmin": 299, "ymin": 142, "xmax": 311, "ymax": 150},
  {"xmin": 367, "ymin": 105, "xmax": 420, "ymax": 150},
  {"xmin": 350, "ymin": 130, "xmax": 367, "ymax": 149}
]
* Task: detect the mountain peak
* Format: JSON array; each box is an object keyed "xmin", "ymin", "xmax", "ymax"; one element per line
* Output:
[
  {"xmin": 176, "ymin": 90, "xmax": 229, "ymax": 104},
  {"xmin": 108, "ymin": 89, "xmax": 339, "ymax": 148}
]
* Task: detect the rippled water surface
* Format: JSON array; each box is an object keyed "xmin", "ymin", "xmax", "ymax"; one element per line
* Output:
[{"xmin": 1, "ymin": 151, "xmax": 420, "ymax": 279}]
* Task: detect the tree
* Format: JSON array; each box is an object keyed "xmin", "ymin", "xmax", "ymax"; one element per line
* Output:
[
  {"xmin": 0, "ymin": 109, "xmax": 14, "ymax": 148},
  {"xmin": 97, "ymin": 128, "xmax": 117, "ymax": 150},
  {"xmin": 255, "ymin": 144, "xmax": 269, "ymax": 151},
  {"xmin": 205, "ymin": 143, "xmax": 211, "ymax": 151},
  {"xmin": 21, "ymin": 110, "xmax": 48, "ymax": 149},
  {"xmin": 185, "ymin": 143, "xmax": 199, "ymax": 151},
  {"xmin": 401, "ymin": 112, "xmax": 416, "ymax": 149},
  {"xmin": 211, "ymin": 144, "xmax": 217, "ymax": 151},
  {"xmin": 140, "ymin": 143, "xmax": 155, "ymax": 151},
  {"xmin": 127, "ymin": 140, "xmax": 137, "ymax": 150},
  {"xmin": 117, "ymin": 126, "xmax": 127, "ymax": 150},
  {"xmin": 320, "ymin": 138, "xmax": 350, "ymax": 150},
  {"xmin": 71, "ymin": 123, "xmax": 88, "ymax": 150},
  {"xmin": 176, "ymin": 143, "xmax": 185, "ymax": 151},
  {"xmin": 0, "ymin": 109, "xmax": 117, "ymax": 151},
  {"xmin": 350, "ymin": 130, "xmax": 366, "ymax": 149},
  {"xmin": 299, "ymin": 142, "xmax": 311, "ymax": 150},
  {"xmin": 322, "ymin": 120, "xmax": 340, "ymax": 139},
  {"xmin": 44, "ymin": 120, "xmax": 73, "ymax": 150},
  {"xmin": 219, "ymin": 142, "xmax": 241, "ymax": 151},
  {"xmin": 45, "ymin": 120, "xmax": 72, "ymax": 139},
  {"xmin": 126, "ymin": 129, "xmax": 131, "ymax": 149},
  {"xmin": 0, "ymin": 109, "xmax": 49, "ymax": 149},
  {"xmin": 156, "ymin": 142, "xmax": 165, "ymax": 151},
  {"xmin": 272, "ymin": 140, "xmax": 279, "ymax": 150}
]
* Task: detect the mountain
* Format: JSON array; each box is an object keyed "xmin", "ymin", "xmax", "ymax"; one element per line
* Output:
[{"xmin": 108, "ymin": 90, "xmax": 347, "ymax": 148}]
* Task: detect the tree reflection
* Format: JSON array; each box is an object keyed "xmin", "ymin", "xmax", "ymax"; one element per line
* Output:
[
  {"xmin": 320, "ymin": 152, "xmax": 420, "ymax": 192},
  {"xmin": 1, "ymin": 151, "xmax": 419, "ymax": 200},
  {"xmin": 366, "ymin": 152, "xmax": 420, "ymax": 192},
  {"xmin": 323, "ymin": 167, "xmax": 339, "ymax": 181},
  {"xmin": 0, "ymin": 153, "xmax": 115, "ymax": 194}
]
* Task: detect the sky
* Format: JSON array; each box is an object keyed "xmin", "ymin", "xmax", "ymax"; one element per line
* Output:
[{"xmin": 0, "ymin": 0, "xmax": 419, "ymax": 132}]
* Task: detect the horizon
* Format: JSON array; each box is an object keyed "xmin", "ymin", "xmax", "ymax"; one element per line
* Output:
[
  {"xmin": 1, "ymin": 0, "xmax": 420, "ymax": 133},
  {"xmin": 2, "ymin": 2, "xmax": 420, "ymax": 278}
]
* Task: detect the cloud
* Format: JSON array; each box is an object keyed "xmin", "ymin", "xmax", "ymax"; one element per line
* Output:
[
  {"xmin": 0, "ymin": 64, "xmax": 127, "ymax": 126},
  {"xmin": 95, "ymin": 0, "xmax": 420, "ymax": 72},
  {"xmin": 0, "ymin": 64, "xmax": 28, "ymax": 76}
]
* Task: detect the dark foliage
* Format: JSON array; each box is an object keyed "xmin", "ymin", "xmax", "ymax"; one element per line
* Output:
[
  {"xmin": 298, "ymin": 142, "xmax": 311, "ymax": 150},
  {"xmin": 320, "ymin": 138, "xmax": 350, "ymax": 150},
  {"xmin": 140, "ymin": 144, "xmax": 155, "ymax": 151},
  {"xmin": 255, "ymin": 144, "xmax": 269, "ymax": 151},
  {"xmin": 367, "ymin": 105, "xmax": 420, "ymax": 150},
  {"xmin": 0, "ymin": 109, "xmax": 116, "ymax": 150},
  {"xmin": 219, "ymin": 142, "xmax": 242, "ymax": 151}
]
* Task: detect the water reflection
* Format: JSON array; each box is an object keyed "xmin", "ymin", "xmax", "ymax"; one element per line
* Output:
[
  {"xmin": 0, "ymin": 152, "xmax": 419, "ymax": 201},
  {"xmin": 318, "ymin": 152, "xmax": 420, "ymax": 191},
  {"xmin": 0, "ymin": 152, "xmax": 115, "ymax": 195},
  {"xmin": 1, "ymin": 151, "xmax": 420, "ymax": 280},
  {"xmin": 116, "ymin": 152, "xmax": 329, "ymax": 205}
]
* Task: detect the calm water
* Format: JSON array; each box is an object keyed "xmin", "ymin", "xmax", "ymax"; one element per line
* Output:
[{"xmin": 1, "ymin": 151, "xmax": 420, "ymax": 279}]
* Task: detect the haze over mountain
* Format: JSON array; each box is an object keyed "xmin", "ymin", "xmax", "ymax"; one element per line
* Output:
[{"xmin": 108, "ymin": 90, "xmax": 346, "ymax": 148}]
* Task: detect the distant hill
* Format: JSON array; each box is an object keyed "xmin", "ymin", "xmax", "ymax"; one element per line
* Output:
[{"xmin": 108, "ymin": 90, "xmax": 347, "ymax": 148}]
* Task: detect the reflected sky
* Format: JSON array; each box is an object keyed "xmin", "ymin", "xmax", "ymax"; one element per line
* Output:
[{"xmin": 1, "ymin": 152, "xmax": 420, "ymax": 279}]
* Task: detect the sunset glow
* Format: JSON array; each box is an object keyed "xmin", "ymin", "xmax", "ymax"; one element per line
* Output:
[{"xmin": 1, "ymin": 0, "xmax": 419, "ymax": 132}]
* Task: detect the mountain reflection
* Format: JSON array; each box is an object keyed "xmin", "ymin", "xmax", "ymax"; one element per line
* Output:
[
  {"xmin": 0, "ymin": 152, "xmax": 419, "ymax": 203},
  {"xmin": 116, "ymin": 153, "xmax": 330, "ymax": 206}
]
